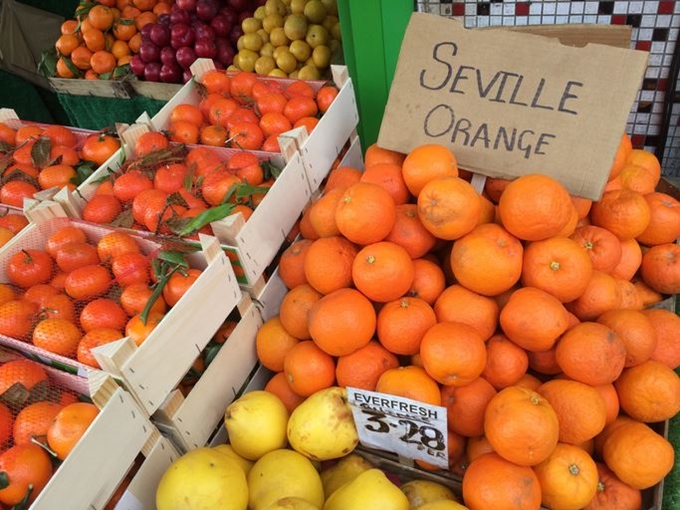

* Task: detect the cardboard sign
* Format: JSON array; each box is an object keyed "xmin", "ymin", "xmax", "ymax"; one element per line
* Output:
[
  {"xmin": 377, "ymin": 13, "xmax": 649, "ymax": 200},
  {"xmin": 347, "ymin": 387, "xmax": 449, "ymax": 469}
]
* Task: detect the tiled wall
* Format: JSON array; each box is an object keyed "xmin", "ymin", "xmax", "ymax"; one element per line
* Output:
[{"xmin": 414, "ymin": 0, "xmax": 680, "ymax": 175}]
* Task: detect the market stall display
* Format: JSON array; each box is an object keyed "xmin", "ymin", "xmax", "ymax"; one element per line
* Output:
[{"xmin": 1, "ymin": 2, "xmax": 680, "ymax": 509}]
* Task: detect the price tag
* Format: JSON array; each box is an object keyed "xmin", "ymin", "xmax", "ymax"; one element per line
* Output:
[{"xmin": 347, "ymin": 387, "xmax": 449, "ymax": 469}]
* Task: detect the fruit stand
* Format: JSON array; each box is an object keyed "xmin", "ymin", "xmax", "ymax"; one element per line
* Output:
[{"xmin": 1, "ymin": 0, "xmax": 680, "ymax": 509}]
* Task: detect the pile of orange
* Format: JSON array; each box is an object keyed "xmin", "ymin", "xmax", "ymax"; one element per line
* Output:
[
  {"xmin": 79, "ymin": 130, "xmax": 280, "ymax": 240},
  {"xmin": 0, "ymin": 222, "xmax": 203, "ymax": 369},
  {"xmin": 257, "ymin": 135, "xmax": 680, "ymax": 509},
  {"xmin": 0, "ymin": 357, "xmax": 99, "ymax": 506},
  {"xmin": 54, "ymin": 0, "xmax": 170, "ymax": 80},
  {"xmin": 167, "ymin": 69, "xmax": 339, "ymax": 151},
  {"xmin": 0, "ymin": 121, "xmax": 120, "ymax": 207},
  {"xmin": 0, "ymin": 211, "xmax": 29, "ymax": 250}
]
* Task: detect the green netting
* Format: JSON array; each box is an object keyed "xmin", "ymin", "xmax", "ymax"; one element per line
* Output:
[
  {"xmin": 56, "ymin": 93, "xmax": 167, "ymax": 131},
  {"xmin": 17, "ymin": 0, "xmax": 77, "ymax": 18},
  {"xmin": 664, "ymin": 394, "xmax": 680, "ymax": 510}
]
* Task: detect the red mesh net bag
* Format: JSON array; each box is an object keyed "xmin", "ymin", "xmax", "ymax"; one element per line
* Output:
[{"xmin": 0, "ymin": 348, "xmax": 92, "ymax": 506}]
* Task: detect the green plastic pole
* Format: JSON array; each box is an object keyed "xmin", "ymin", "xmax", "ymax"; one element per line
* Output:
[{"xmin": 337, "ymin": 0, "xmax": 413, "ymax": 151}]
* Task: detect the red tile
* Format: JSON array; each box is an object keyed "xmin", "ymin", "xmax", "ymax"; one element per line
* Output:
[
  {"xmin": 452, "ymin": 3, "xmax": 465, "ymax": 16},
  {"xmin": 658, "ymin": 1, "xmax": 675, "ymax": 14},
  {"xmin": 611, "ymin": 15, "xmax": 627, "ymax": 24},
  {"xmin": 658, "ymin": 79, "xmax": 668, "ymax": 92},
  {"xmin": 631, "ymin": 134, "xmax": 646, "ymax": 147},
  {"xmin": 636, "ymin": 41, "xmax": 651, "ymax": 51},
  {"xmin": 515, "ymin": 2, "xmax": 530, "ymax": 16}
]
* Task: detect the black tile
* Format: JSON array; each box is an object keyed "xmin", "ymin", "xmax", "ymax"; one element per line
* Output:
[
  {"xmin": 477, "ymin": 2, "xmax": 490, "ymax": 15},
  {"xmin": 626, "ymin": 14, "xmax": 642, "ymax": 27},
  {"xmin": 598, "ymin": 1, "xmax": 614, "ymax": 15},
  {"xmin": 653, "ymin": 28, "xmax": 669, "ymax": 41},
  {"xmin": 642, "ymin": 78, "xmax": 659, "ymax": 91},
  {"xmin": 645, "ymin": 135, "xmax": 660, "ymax": 147},
  {"xmin": 441, "ymin": 0, "xmax": 453, "ymax": 3},
  {"xmin": 637, "ymin": 101, "xmax": 653, "ymax": 113}
]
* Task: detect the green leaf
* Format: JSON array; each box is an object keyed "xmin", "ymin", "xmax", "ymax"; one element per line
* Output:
[
  {"xmin": 0, "ymin": 472, "xmax": 8, "ymax": 490},
  {"xmin": 109, "ymin": 208, "xmax": 134, "ymax": 228},
  {"xmin": 117, "ymin": 17, "xmax": 135, "ymax": 26},
  {"xmin": 30, "ymin": 137, "xmax": 52, "ymax": 169},
  {"xmin": 176, "ymin": 203, "xmax": 236, "ymax": 237},
  {"xmin": 262, "ymin": 159, "xmax": 282, "ymax": 180},
  {"xmin": 62, "ymin": 57, "xmax": 83, "ymax": 79},
  {"xmin": 157, "ymin": 251, "xmax": 189, "ymax": 267},
  {"xmin": 99, "ymin": 71, "xmax": 113, "ymax": 80},
  {"xmin": 140, "ymin": 271, "xmax": 172, "ymax": 325},
  {"xmin": 0, "ymin": 141, "xmax": 13, "ymax": 154},
  {"xmin": 38, "ymin": 48, "xmax": 58, "ymax": 79},
  {"xmin": 75, "ymin": 0, "xmax": 96, "ymax": 20},
  {"xmin": 112, "ymin": 64, "xmax": 130, "ymax": 80},
  {"xmin": 203, "ymin": 343, "xmax": 223, "ymax": 367},
  {"xmin": 74, "ymin": 161, "xmax": 96, "ymax": 185}
]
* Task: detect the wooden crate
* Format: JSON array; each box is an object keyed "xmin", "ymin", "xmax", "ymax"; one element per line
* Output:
[
  {"xmin": 48, "ymin": 77, "xmax": 133, "ymax": 99},
  {"xmin": 53, "ymin": 124, "xmax": 313, "ymax": 289},
  {"xmin": 148, "ymin": 60, "xmax": 361, "ymax": 195},
  {"xmin": 153, "ymin": 294, "xmax": 263, "ymax": 453},
  {"xmin": 0, "ymin": 217, "xmax": 242, "ymax": 415},
  {"xmin": 111, "ymin": 430, "xmax": 181, "ymax": 510},
  {"xmin": 29, "ymin": 372, "xmax": 156, "ymax": 509},
  {"xmin": 127, "ymin": 80, "xmax": 183, "ymax": 102}
]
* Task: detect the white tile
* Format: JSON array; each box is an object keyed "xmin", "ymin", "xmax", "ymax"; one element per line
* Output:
[
  {"xmin": 584, "ymin": 1, "xmax": 599, "ymax": 14},
  {"xmin": 583, "ymin": 14, "xmax": 598, "ymax": 22},
  {"xmin": 628, "ymin": 1, "xmax": 644, "ymax": 13},
  {"xmin": 614, "ymin": 2, "xmax": 631, "ymax": 14},
  {"xmin": 643, "ymin": 2, "xmax": 659, "ymax": 14}
]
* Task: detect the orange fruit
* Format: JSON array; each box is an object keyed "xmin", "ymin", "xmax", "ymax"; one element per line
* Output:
[
  {"xmin": 484, "ymin": 385, "xmax": 559, "ymax": 466},
  {"xmin": 614, "ymin": 360, "xmax": 680, "ymax": 423},
  {"xmin": 308, "ymin": 288, "xmax": 376, "ymax": 357},
  {"xmin": 596, "ymin": 308, "xmax": 657, "ymax": 367},
  {"xmin": 0, "ymin": 443, "xmax": 53, "ymax": 505},
  {"xmin": 408, "ymin": 257, "xmax": 446, "ymax": 305},
  {"xmin": 303, "ymin": 235, "xmax": 357, "ymax": 295},
  {"xmin": 533, "ymin": 442, "xmax": 599, "ymax": 510},
  {"xmin": 636, "ymin": 191, "xmax": 680, "ymax": 246},
  {"xmin": 323, "ymin": 165, "xmax": 362, "ymax": 193},
  {"xmin": 590, "ymin": 189, "xmax": 651, "ymax": 241},
  {"xmin": 463, "ymin": 453, "xmax": 542, "ymax": 510},
  {"xmin": 364, "ymin": 143, "xmax": 406, "ymax": 168},
  {"xmin": 570, "ymin": 225, "xmax": 623, "ymax": 274},
  {"xmin": 497, "ymin": 174, "xmax": 573, "ymax": 241},
  {"xmin": 352, "ymin": 241, "xmax": 414, "ymax": 303},
  {"xmin": 278, "ymin": 284, "xmax": 323, "ymax": 340},
  {"xmin": 610, "ymin": 238, "xmax": 642, "ymax": 281},
  {"xmin": 641, "ymin": 307, "xmax": 680, "ymax": 369},
  {"xmin": 76, "ymin": 328, "xmax": 123, "ymax": 368},
  {"xmin": 537, "ymin": 379, "xmax": 607, "ymax": 445},
  {"xmin": 602, "ymin": 419, "xmax": 674, "ymax": 490},
  {"xmin": 555, "ymin": 321, "xmax": 626, "ymax": 386},
  {"xmin": 433, "ymin": 284, "xmax": 499, "ymax": 341},
  {"xmin": 376, "ymin": 297, "xmax": 436, "ymax": 356},
  {"xmin": 499, "ymin": 286, "xmax": 570, "ymax": 352},
  {"xmin": 450, "ymin": 222, "xmax": 523, "ymax": 296},
  {"xmin": 335, "ymin": 341, "xmax": 399, "ymax": 392},
  {"xmin": 79, "ymin": 298, "xmax": 128, "ymax": 333},
  {"xmin": 32, "ymin": 318, "xmax": 82, "ymax": 357},
  {"xmin": 47, "ymin": 401, "xmax": 99, "ymax": 460},
  {"xmin": 639, "ymin": 242, "xmax": 680, "ymax": 295},
  {"xmin": 283, "ymin": 340, "xmax": 335, "ymax": 397},
  {"xmin": 417, "ymin": 176, "xmax": 481, "ymax": 240},
  {"xmin": 567, "ymin": 270, "xmax": 622, "ymax": 321},
  {"xmin": 401, "ymin": 144, "xmax": 458, "ymax": 197},
  {"xmin": 583, "ymin": 462, "xmax": 642, "ymax": 510},
  {"xmin": 125, "ymin": 311, "xmax": 164, "ymax": 346},
  {"xmin": 278, "ymin": 239, "xmax": 313, "ymax": 290},
  {"xmin": 264, "ymin": 372, "xmax": 305, "ymax": 413},
  {"xmin": 384, "ymin": 203, "xmax": 437, "ymax": 259},
  {"xmin": 440, "ymin": 376, "xmax": 497, "ymax": 437},
  {"xmin": 521, "ymin": 236, "xmax": 593, "ymax": 303},
  {"xmin": 359, "ymin": 162, "xmax": 410, "ymax": 205},
  {"xmin": 420, "ymin": 321, "xmax": 487, "ymax": 386},
  {"xmin": 481, "ymin": 333, "xmax": 529, "ymax": 390},
  {"xmin": 13, "ymin": 400, "xmax": 63, "ymax": 446},
  {"xmin": 256, "ymin": 316, "xmax": 300, "ymax": 372},
  {"xmin": 375, "ymin": 365, "xmax": 441, "ymax": 406},
  {"xmin": 335, "ymin": 182, "xmax": 397, "ymax": 245}
]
